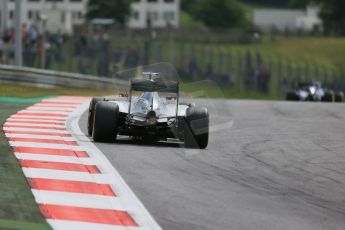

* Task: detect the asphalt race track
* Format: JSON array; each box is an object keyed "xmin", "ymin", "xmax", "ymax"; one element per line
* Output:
[{"xmin": 79, "ymin": 99, "xmax": 345, "ymax": 230}]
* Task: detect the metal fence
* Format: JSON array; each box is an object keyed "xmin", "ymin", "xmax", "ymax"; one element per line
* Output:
[
  {"xmin": 1, "ymin": 32, "xmax": 344, "ymax": 97},
  {"xmin": 0, "ymin": 64, "xmax": 128, "ymax": 90}
]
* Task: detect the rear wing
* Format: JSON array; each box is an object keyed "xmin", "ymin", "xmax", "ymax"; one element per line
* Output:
[
  {"xmin": 128, "ymin": 78, "xmax": 180, "ymax": 118},
  {"xmin": 130, "ymin": 79, "xmax": 179, "ymax": 93}
]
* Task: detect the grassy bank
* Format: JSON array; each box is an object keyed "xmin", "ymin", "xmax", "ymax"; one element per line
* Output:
[
  {"xmin": 0, "ymin": 103, "xmax": 51, "ymax": 230},
  {"xmin": 231, "ymin": 37, "xmax": 345, "ymax": 72}
]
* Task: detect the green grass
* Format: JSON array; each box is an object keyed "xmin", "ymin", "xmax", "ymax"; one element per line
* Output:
[
  {"xmin": 0, "ymin": 219, "xmax": 50, "ymax": 230},
  {"xmin": 230, "ymin": 37, "xmax": 345, "ymax": 72},
  {"xmin": 173, "ymin": 37, "xmax": 345, "ymax": 74},
  {"xmin": 0, "ymin": 103, "xmax": 51, "ymax": 230}
]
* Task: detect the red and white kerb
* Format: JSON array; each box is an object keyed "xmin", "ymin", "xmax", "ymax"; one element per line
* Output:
[{"xmin": 3, "ymin": 96, "xmax": 161, "ymax": 230}]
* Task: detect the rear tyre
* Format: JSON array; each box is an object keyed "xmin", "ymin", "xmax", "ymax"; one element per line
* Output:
[
  {"xmin": 184, "ymin": 107, "xmax": 209, "ymax": 149},
  {"xmin": 87, "ymin": 97, "xmax": 104, "ymax": 136},
  {"xmin": 92, "ymin": 102, "xmax": 119, "ymax": 143},
  {"xmin": 335, "ymin": 92, "xmax": 344, "ymax": 102},
  {"xmin": 321, "ymin": 91, "xmax": 334, "ymax": 102},
  {"xmin": 286, "ymin": 92, "xmax": 299, "ymax": 101}
]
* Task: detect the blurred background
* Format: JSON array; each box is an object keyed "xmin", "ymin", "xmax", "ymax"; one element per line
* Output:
[{"xmin": 0, "ymin": 0, "xmax": 345, "ymax": 99}]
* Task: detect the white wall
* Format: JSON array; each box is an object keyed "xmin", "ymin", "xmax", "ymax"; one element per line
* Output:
[
  {"xmin": 254, "ymin": 9, "xmax": 304, "ymax": 30},
  {"xmin": 253, "ymin": 5, "xmax": 322, "ymax": 31},
  {"xmin": 128, "ymin": 0, "xmax": 180, "ymax": 29},
  {"xmin": 2, "ymin": 0, "xmax": 87, "ymax": 34},
  {"xmin": 0, "ymin": 0, "xmax": 180, "ymax": 33}
]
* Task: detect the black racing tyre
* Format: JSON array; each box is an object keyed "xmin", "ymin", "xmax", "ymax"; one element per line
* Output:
[
  {"xmin": 87, "ymin": 97, "xmax": 104, "ymax": 136},
  {"xmin": 286, "ymin": 92, "xmax": 299, "ymax": 101},
  {"xmin": 335, "ymin": 92, "xmax": 344, "ymax": 102},
  {"xmin": 321, "ymin": 91, "xmax": 334, "ymax": 102},
  {"xmin": 184, "ymin": 107, "xmax": 209, "ymax": 149},
  {"xmin": 92, "ymin": 102, "xmax": 119, "ymax": 143}
]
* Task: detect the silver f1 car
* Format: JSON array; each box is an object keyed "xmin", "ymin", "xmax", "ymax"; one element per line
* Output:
[
  {"xmin": 286, "ymin": 81, "xmax": 344, "ymax": 102},
  {"xmin": 87, "ymin": 72, "xmax": 209, "ymax": 149}
]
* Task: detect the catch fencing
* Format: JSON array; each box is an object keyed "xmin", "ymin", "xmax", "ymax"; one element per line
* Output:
[{"xmin": 1, "ymin": 35, "xmax": 344, "ymax": 97}]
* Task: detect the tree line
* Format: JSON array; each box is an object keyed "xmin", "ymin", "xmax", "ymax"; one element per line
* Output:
[{"xmin": 87, "ymin": 0, "xmax": 345, "ymax": 35}]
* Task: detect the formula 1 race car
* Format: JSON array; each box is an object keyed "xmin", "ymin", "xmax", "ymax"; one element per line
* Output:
[
  {"xmin": 286, "ymin": 81, "xmax": 344, "ymax": 102},
  {"xmin": 87, "ymin": 72, "xmax": 209, "ymax": 149}
]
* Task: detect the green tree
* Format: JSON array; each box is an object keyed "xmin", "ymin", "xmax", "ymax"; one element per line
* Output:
[
  {"xmin": 183, "ymin": 0, "xmax": 250, "ymax": 29},
  {"xmin": 289, "ymin": 0, "xmax": 310, "ymax": 8},
  {"xmin": 86, "ymin": 0, "xmax": 132, "ymax": 26},
  {"xmin": 289, "ymin": 0, "xmax": 345, "ymax": 35}
]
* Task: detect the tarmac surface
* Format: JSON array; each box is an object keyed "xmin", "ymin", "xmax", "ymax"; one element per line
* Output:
[{"xmin": 79, "ymin": 99, "xmax": 345, "ymax": 230}]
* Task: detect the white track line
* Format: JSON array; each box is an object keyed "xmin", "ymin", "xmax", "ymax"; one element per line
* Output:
[
  {"xmin": 34, "ymin": 103, "xmax": 80, "ymax": 108},
  {"xmin": 5, "ymin": 122, "xmax": 66, "ymax": 128},
  {"xmin": 42, "ymin": 99, "xmax": 88, "ymax": 103},
  {"xmin": 18, "ymin": 110, "xmax": 69, "ymax": 115},
  {"xmin": 32, "ymin": 190, "xmax": 128, "ymax": 210},
  {"xmin": 47, "ymin": 220, "xmax": 148, "ymax": 230},
  {"xmin": 15, "ymin": 153, "xmax": 98, "ymax": 165},
  {"xmin": 3, "ymin": 127, "xmax": 69, "ymax": 134},
  {"xmin": 9, "ymin": 115, "xmax": 68, "ymax": 120},
  {"xmin": 56, "ymin": 96, "xmax": 90, "ymax": 99},
  {"xmin": 6, "ymin": 134, "xmax": 76, "ymax": 141},
  {"xmin": 9, "ymin": 141, "xmax": 88, "ymax": 151},
  {"xmin": 22, "ymin": 168, "xmax": 114, "ymax": 184},
  {"xmin": 27, "ymin": 107, "xmax": 74, "ymax": 111},
  {"xmin": 6, "ymin": 118, "xmax": 66, "ymax": 124}
]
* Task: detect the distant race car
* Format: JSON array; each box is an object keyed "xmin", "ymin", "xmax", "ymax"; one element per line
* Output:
[
  {"xmin": 87, "ymin": 72, "xmax": 209, "ymax": 149},
  {"xmin": 286, "ymin": 81, "xmax": 344, "ymax": 102}
]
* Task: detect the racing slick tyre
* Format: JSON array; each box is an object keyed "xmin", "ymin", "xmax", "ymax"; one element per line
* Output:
[
  {"xmin": 87, "ymin": 97, "xmax": 104, "ymax": 136},
  {"xmin": 286, "ymin": 92, "xmax": 299, "ymax": 101},
  {"xmin": 335, "ymin": 92, "xmax": 344, "ymax": 102},
  {"xmin": 92, "ymin": 102, "xmax": 119, "ymax": 143},
  {"xmin": 184, "ymin": 107, "xmax": 209, "ymax": 149},
  {"xmin": 321, "ymin": 91, "xmax": 334, "ymax": 102}
]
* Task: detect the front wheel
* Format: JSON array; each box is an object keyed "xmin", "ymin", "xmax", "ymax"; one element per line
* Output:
[
  {"xmin": 184, "ymin": 107, "xmax": 209, "ymax": 149},
  {"xmin": 92, "ymin": 102, "xmax": 119, "ymax": 143}
]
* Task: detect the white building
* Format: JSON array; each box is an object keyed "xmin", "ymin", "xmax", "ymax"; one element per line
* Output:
[
  {"xmin": 296, "ymin": 5, "xmax": 322, "ymax": 30},
  {"xmin": 0, "ymin": 0, "xmax": 87, "ymax": 34},
  {"xmin": 128, "ymin": 0, "xmax": 180, "ymax": 29},
  {"xmin": 253, "ymin": 5, "xmax": 322, "ymax": 31},
  {"xmin": 0, "ymin": 0, "xmax": 180, "ymax": 34},
  {"xmin": 253, "ymin": 9, "xmax": 304, "ymax": 30}
]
